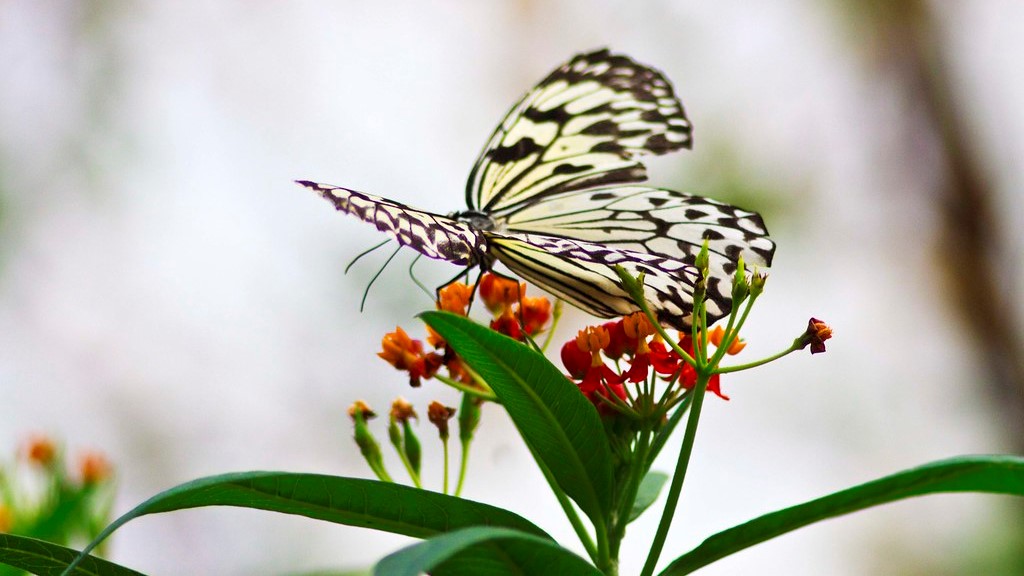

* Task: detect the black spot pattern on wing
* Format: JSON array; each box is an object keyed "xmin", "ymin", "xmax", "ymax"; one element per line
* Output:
[
  {"xmin": 300, "ymin": 50, "xmax": 776, "ymax": 331},
  {"xmin": 467, "ymin": 49, "xmax": 694, "ymax": 214},
  {"xmin": 501, "ymin": 186, "xmax": 775, "ymax": 308}
]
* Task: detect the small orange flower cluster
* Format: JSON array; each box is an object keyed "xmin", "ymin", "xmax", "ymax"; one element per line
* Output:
[
  {"xmin": 2, "ymin": 434, "xmax": 115, "ymax": 539},
  {"xmin": 378, "ymin": 273, "xmax": 553, "ymax": 387},
  {"xmin": 478, "ymin": 274, "xmax": 551, "ymax": 340},
  {"xmin": 561, "ymin": 313, "xmax": 745, "ymax": 410}
]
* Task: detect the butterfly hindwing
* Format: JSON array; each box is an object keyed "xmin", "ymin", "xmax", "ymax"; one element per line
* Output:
[
  {"xmin": 498, "ymin": 185, "xmax": 775, "ymax": 296},
  {"xmin": 297, "ymin": 180, "xmax": 485, "ymax": 266},
  {"xmin": 487, "ymin": 232, "xmax": 726, "ymax": 330},
  {"xmin": 466, "ymin": 49, "xmax": 693, "ymax": 215}
]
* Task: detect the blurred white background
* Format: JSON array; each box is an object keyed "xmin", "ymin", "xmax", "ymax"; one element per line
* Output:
[{"xmin": 1, "ymin": 2, "xmax": 1022, "ymax": 575}]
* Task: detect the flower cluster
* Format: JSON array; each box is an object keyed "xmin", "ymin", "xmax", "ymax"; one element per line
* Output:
[
  {"xmin": 378, "ymin": 273, "xmax": 553, "ymax": 387},
  {"xmin": 1, "ymin": 435, "xmax": 115, "ymax": 544},
  {"xmin": 561, "ymin": 313, "xmax": 742, "ymax": 411}
]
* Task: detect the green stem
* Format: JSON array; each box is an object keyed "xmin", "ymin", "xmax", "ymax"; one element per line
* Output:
[
  {"xmin": 441, "ymin": 437, "xmax": 450, "ymax": 494},
  {"xmin": 540, "ymin": 299, "xmax": 564, "ymax": 353},
  {"xmin": 647, "ymin": 394, "xmax": 691, "ymax": 469},
  {"xmin": 610, "ymin": 427, "xmax": 654, "ymax": 557},
  {"xmin": 596, "ymin": 519, "xmax": 614, "ymax": 576},
  {"xmin": 717, "ymin": 344, "xmax": 798, "ymax": 374},
  {"xmin": 394, "ymin": 445, "xmax": 422, "ymax": 489},
  {"xmin": 454, "ymin": 439, "xmax": 470, "ymax": 497},
  {"xmin": 433, "ymin": 373, "xmax": 498, "ymax": 402},
  {"xmin": 526, "ymin": 441, "xmax": 599, "ymax": 562},
  {"xmin": 640, "ymin": 370, "xmax": 711, "ymax": 576}
]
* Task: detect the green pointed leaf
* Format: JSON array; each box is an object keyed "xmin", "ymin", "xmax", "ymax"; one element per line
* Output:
[
  {"xmin": 0, "ymin": 533, "xmax": 143, "ymax": 576},
  {"xmin": 374, "ymin": 527, "xmax": 601, "ymax": 576},
  {"xmin": 660, "ymin": 455, "xmax": 1024, "ymax": 575},
  {"xmin": 629, "ymin": 471, "xmax": 669, "ymax": 523},
  {"xmin": 65, "ymin": 472, "xmax": 547, "ymax": 573},
  {"xmin": 420, "ymin": 311, "xmax": 614, "ymax": 524}
]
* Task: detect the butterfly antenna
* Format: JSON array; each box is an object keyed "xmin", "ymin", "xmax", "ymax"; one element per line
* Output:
[
  {"xmin": 408, "ymin": 254, "xmax": 434, "ymax": 300},
  {"xmin": 360, "ymin": 245, "xmax": 402, "ymax": 312},
  {"xmin": 346, "ymin": 239, "xmax": 391, "ymax": 274}
]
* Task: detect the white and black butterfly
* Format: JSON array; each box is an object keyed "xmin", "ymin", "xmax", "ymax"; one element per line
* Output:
[{"xmin": 299, "ymin": 49, "xmax": 775, "ymax": 330}]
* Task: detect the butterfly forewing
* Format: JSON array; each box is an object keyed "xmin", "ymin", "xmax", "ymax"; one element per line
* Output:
[
  {"xmin": 297, "ymin": 180, "xmax": 486, "ymax": 266},
  {"xmin": 466, "ymin": 49, "xmax": 693, "ymax": 215}
]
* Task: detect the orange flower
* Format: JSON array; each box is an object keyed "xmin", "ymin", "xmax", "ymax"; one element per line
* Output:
[
  {"xmin": 426, "ymin": 325, "xmax": 446, "ymax": 349},
  {"xmin": 437, "ymin": 282, "xmax": 473, "ymax": 315},
  {"xmin": 478, "ymin": 273, "xmax": 523, "ymax": 313},
  {"xmin": 575, "ymin": 326, "xmax": 610, "ymax": 363},
  {"xmin": 379, "ymin": 327, "xmax": 441, "ymax": 386},
  {"xmin": 520, "ymin": 296, "xmax": 551, "ymax": 335},
  {"xmin": 623, "ymin": 312, "xmax": 655, "ymax": 354},
  {"xmin": 708, "ymin": 325, "xmax": 747, "ymax": 355},
  {"xmin": 379, "ymin": 327, "xmax": 423, "ymax": 370},
  {"xmin": 22, "ymin": 434, "xmax": 56, "ymax": 467},
  {"xmin": 78, "ymin": 451, "xmax": 113, "ymax": 485}
]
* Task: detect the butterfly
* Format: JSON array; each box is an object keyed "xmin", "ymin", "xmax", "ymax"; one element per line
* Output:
[{"xmin": 298, "ymin": 49, "xmax": 775, "ymax": 330}]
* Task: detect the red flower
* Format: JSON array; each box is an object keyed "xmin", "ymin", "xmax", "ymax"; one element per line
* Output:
[
  {"xmin": 579, "ymin": 364, "xmax": 626, "ymax": 406},
  {"xmin": 560, "ymin": 339, "xmax": 591, "ymax": 379},
  {"xmin": 561, "ymin": 326, "xmax": 626, "ymax": 409},
  {"xmin": 649, "ymin": 339, "xmax": 683, "ymax": 375},
  {"xmin": 490, "ymin": 309, "xmax": 523, "ymax": 340},
  {"xmin": 601, "ymin": 320, "xmax": 636, "ymax": 360},
  {"xmin": 520, "ymin": 296, "xmax": 551, "ymax": 336},
  {"xmin": 623, "ymin": 353, "xmax": 651, "ymax": 383}
]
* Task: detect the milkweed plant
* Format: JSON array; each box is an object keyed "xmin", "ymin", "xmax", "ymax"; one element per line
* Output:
[{"xmin": 3, "ymin": 246, "xmax": 1022, "ymax": 576}]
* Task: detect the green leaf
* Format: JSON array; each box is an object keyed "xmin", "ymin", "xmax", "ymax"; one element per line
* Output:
[
  {"xmin": 374, "ymin": 527, "xmax": 602, "ymax": 576},
  {"xmin": 0, "ymin": 533, "xmax": 143, "ymax": 576},
  {"xmin": 629, "ymin": 471, "xmax": 669, "ymax": 523},
  {"xmin": 65, "ymin": 472, "xmax": 548, "ymax": 573},
  {"xmin": 659, "ymin": 455, "xmax": 1024, "ymax": 575},
  {"xmin": 420, "ymin": 311, "xmax": 614, "ymax": 524}
]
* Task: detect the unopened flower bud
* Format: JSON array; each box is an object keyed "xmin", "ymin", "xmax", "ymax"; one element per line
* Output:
[
  {"xmin": 427, "ymin": 401, "xmax": 457, "ymax": 440},
  {"xmin": 458, "ymin": 394, "xmax": 483, "ymax": 445},
  {"xmin": 389, "ymin": 397, "xmax": 417, "ymax": 424},
  {"xmin": 348, "ymin": 401, "xmax": 390, "ymax": 481},
  {"xmin": 402, "ymin": 419, "xmax": 422, "ymax": 475},
  {"xmin": 78, "ymin": 451, "xmax": 113, "ymax": 485},
  {"xmin": 348, "ymin": 400, "xmax": 376, "ymax": 421},
  {"xmin": 797, "ymin": 317, "xmax": 833, "ymax": 354},
  {"xmin": 731, "ymin": 257, "xmax": 749, "ymax": 303},
  {"xmin": 22, "ymin": 435, "xmax": 57, "ymax": 467},
  {"xmin": 749, "ymin": 271, "xmax": 768, "ymax": 298}
]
